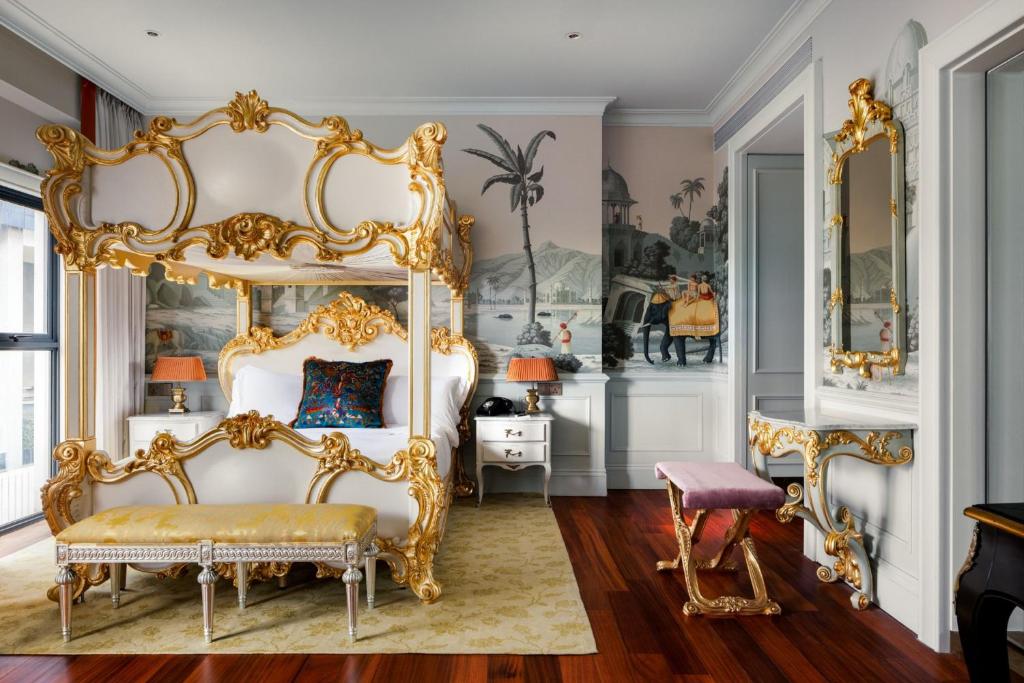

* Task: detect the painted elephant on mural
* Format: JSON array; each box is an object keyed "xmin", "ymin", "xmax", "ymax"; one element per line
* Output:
[{"xmin": 639, "ymin": 286, "xmax": 720, "ymax": 366}]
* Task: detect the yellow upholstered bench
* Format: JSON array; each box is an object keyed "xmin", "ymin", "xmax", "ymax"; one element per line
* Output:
[{"xmin": 55, "ymin": 503, "xmax": 378, "ymax": 644}]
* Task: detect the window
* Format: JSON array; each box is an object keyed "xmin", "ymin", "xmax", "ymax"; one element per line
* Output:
[{"xmin": 0, "ymin": 185, "xmax": 58, "ymax": 531}]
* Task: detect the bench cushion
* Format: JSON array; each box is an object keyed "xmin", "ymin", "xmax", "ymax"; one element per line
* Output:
[
  {"xmin": 655, "ymin": 462, "xmax": 785, "ymax": 510},
  {"xmin": 56, "ymin": 504, "xmax": 376, "ymax": 545}
]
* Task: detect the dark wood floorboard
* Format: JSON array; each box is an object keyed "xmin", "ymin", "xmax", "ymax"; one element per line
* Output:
[{"xmin": 0, "ymin": 491, "xmax": 1005, "ymax": 682}]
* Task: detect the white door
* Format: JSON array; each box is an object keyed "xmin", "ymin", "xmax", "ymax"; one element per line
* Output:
[{"xmin": 746, "ymin": 154, "xmax": 804, "ymax": 471}]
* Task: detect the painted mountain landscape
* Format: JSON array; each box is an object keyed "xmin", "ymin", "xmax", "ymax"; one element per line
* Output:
[{"xmin": 465, "ymin": 241, "xmax": 602, "ymax": 373}]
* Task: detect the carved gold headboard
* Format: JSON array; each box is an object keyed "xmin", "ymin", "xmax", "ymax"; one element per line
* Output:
[{"xmin": 219, "ymin": 291, "xmax": 477, "ymax": 411}]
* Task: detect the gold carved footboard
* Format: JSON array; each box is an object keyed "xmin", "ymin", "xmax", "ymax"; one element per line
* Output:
[{"xmin": 41, "ymin": 412, "xmax": 452, "ymax": 603}]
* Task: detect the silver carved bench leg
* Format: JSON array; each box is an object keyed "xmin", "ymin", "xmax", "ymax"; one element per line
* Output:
[
  {"xmin": 343, "ymin": 562, "xmax": 363, "ymax": 642},
  {"xmin": 110, "ymin": 563, "xmax": 124, "ymax": 608},
  {"xmin": 236, "ymin": 561, "xmax": 248, "ymax": 609},
  {"xmin": 198, "ymin": 563, "xmax": 217, "ymax": 643},
  {"xmin": 56, "ymin": 561, "xmax": 76, "ymax": 643},
  {"xmin": 365, "ymin": 542, "xmax": 378, "ymax": 609}
]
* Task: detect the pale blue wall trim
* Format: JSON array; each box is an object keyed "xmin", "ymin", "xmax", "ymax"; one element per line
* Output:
[{"xmin": 714, "ymin": 38, "xmax": 813, "ymax": 150}]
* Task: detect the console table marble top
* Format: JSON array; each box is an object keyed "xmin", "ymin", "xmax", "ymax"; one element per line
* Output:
[{"xmin": 748, "ymin": 409, "xmax": 917, "ymax": 433}]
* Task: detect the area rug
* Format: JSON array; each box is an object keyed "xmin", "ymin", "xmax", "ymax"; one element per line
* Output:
[{"xmin": 0, "ymin": 496, "xmax": 595, "ymax": 654}]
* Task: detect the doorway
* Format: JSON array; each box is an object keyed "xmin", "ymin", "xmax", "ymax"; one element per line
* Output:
[
  {"xmin": 918, "ymin": 0, "xmax": 1024, "ymax": 650},
  {"xmin": 744, "ymin": 148, "xmax": 804, "ymax": 472},
  {"xmin": 985, "ymin": 47, "xmax": 1024, "ymax": 642},
  {"xmin": 725, "ymin": 63, "xmax": 820, "ymax": 473}
]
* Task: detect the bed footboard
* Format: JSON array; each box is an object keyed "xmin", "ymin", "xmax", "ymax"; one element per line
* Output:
[{"xmin": 41, "ymin": 412, "xmax": 452, "ymax": 603}]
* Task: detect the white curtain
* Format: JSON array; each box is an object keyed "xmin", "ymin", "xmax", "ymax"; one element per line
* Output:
[{"xmin": 94, "ymin": 89, "xmax": 147, "ymax": 460}]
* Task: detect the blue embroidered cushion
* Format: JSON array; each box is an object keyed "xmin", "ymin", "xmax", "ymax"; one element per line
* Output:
[{"xmin": 291, "ymin": 358, "xmax": 393, "ymax": 429}]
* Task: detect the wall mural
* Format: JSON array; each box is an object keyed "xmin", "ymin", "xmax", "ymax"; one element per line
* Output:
[
  {"xmin": 145, "ymin": 265, "xmax": 451, "ymax": 374},
  {"xmin": 462, "ymin": 124, "xmax": 602, "ymax": 373},
  {"xmin": 145, "ymin": 121, "xmax": 726, "ymax": 379},
  {"xmin": 822, "ymin": 19, "xmax": 924, "ymax": 397},
  {"xmin": 601, "ymin": 164, "xmax": 728, "ymax": 372}
]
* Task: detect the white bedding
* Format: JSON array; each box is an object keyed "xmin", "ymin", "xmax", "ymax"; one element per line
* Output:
[{"xmin": 227, "ymin": 364, "xmax": 463, "ymax": 478}]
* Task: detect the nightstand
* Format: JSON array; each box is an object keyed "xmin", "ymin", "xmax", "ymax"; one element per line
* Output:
[
  {"xmin": 475, "ymin": 413, "xmax": 554, "ymax": 506},
  {"xmin": 127, "ymin": 411, "xmax": 225, "ymax": 457}
]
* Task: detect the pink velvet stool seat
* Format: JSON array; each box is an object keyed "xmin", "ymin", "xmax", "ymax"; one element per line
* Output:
[
  {"xmin": 655, "ymin": 462, "xmax": 785, "ymax": 510},
  {"xmin": 654, "ymin": 461, "xmax": 784, "ymax": 617}
]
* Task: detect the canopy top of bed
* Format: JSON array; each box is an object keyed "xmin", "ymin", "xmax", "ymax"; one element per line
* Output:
[{"xmin": 37, "ymin": 90, "xmax": 473, "ymax": 294}]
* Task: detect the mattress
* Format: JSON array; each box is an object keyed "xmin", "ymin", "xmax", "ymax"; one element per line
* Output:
[{"xmin": 295, "ymin": 425, "xmax": 453, "ymax": 479}]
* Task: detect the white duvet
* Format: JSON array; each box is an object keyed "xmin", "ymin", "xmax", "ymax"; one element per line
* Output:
[{"xmin": 227, "ymin": 365, "xmax": 464, "ymax": 478}]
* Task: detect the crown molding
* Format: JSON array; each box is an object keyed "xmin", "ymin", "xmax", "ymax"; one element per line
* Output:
[
  {"xmin": 1, "ymin": 4, "xmax": 616, "ymax": 117},
  {"xmin": 147, "ymin": 95, "xmax": 618, "ymax": 117},
  {"xmin": 707, "ymin": 0, "xmax": 832, "ymax": 126},
  {"xmin": 603, "ymin": 108, "xmax": 711, "ymax": 127},
  {"xmin": 2, "ymin": 0, "xmax": 828, "ymax": 125},
  {"xmin": 0, "ymin": 1, "xmax": 151, "ymax": 111}
]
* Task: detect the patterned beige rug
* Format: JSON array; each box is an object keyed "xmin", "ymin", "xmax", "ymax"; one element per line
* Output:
[{"xmin": 0, "ymin": 496, "xmax": 595, "ymax": 654}]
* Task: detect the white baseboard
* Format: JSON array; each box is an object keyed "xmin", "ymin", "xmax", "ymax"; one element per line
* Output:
[
  {"xmin": 607, "ymin": 464, "xmax": 662, "ymax": 489},
  {"xmin": 551, "ymin": 469, "xmax": 607, "ymax": 496}
]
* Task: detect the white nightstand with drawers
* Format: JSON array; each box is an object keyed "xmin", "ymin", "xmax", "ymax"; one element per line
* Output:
[
  {"xmin": 474, "ymin": 413, "xmax": 554, "ymax": 506},
  {"xmin": 127, "ymin": 411, "xmax": 224, "ymax": 458}
]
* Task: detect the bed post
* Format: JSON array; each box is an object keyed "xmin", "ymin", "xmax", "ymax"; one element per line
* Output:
[
  {"xmin": 61, "ymin": 266, "xmax": 97, "ymax": 451},
  {"xmin": 235, "ymin": 282, "xmax": 252, "ymax": 335},
  {"xmin": 450, "ymin": 293, "xmax": 464, "ymax": 337},
  {"xmin": 407, "ymin": 269, "xmax": 432, "ymax": 438}
]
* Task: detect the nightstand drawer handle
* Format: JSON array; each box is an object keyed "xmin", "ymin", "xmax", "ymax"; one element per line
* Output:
[
  {"xmin": 504, "ymin": 448, "xmax": 523, "ymax": 458},
  {"xmin": 504, "ymin": 429, "xmax": 522, "ymax": 437}
]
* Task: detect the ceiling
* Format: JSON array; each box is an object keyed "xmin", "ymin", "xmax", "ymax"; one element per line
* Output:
[{"xmin": 0, "ymin": 0, "xmax": 812, "ymax": 120}]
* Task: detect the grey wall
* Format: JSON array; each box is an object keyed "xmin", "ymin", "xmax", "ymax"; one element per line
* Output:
[{"xmin": 0, "ymin": 25, "xmax": 79, "ymax": 171}]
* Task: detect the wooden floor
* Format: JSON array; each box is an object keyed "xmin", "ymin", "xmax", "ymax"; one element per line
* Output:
[{"xmin": 0, "ymin": 491, "xmax": 1010, "ymax": 682}]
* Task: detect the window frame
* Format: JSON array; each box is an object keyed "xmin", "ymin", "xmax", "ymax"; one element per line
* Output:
[{"xmin": 0, "ymin": 182, "xmax": 60, "ymax": 533}]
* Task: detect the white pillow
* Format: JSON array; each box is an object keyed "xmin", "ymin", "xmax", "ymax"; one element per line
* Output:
[
  {"xmin": 383, "ymin": 376, "xmax": 464, "ymax": 440},
  {"xmin": 228, "ymin": 365, "xmax": 303, "ymax": 424}
]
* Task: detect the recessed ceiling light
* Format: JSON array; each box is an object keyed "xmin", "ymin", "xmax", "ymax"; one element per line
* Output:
[
  {"xmin": 566, "ymin": 32, "xmax": 582, "ymax": 40},
  {"xmin": 145, "ymin": 30, "xmax": 160, "ymax": 38}
]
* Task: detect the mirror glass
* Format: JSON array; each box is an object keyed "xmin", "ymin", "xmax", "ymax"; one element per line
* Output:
[{"xmin": 839, "ymin": 139, "xmax": 893, "ymax": 353}]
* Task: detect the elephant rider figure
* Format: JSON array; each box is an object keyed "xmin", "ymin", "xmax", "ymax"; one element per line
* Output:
[{"xmin": 639, "ymin": 273, "xmax": 721, "ymax": 366}]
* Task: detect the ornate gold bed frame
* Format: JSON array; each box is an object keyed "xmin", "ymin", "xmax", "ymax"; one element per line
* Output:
[{"xmin": 35, "ymin": 92, "xmax": 477, "ymax": 603}]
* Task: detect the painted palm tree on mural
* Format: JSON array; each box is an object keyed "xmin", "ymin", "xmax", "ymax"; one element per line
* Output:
[
  {"xmin": 464, "ymin": 125, "xmax": 556, "ymax": 327},
  {"xmin": 485, "ymin": 274, "xmax": 503, "ymax": 309},
  {"xmin": 670, "ymin": 177, "xmax": 706, "ymax": 222}
]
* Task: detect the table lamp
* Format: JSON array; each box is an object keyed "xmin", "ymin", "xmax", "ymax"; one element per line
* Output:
[
  {"xmin": 151, "ymin": 356, "xmax": 207, "ymax": 414},
  {"xmin": 505, "ymin": 357, "xmax": 558, "ymax": 414}
]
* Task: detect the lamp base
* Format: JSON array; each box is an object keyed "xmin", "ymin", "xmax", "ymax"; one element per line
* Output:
[
  {"xmin": 524, "ymin": 388, "xmax": 541, "ymax": 414},
  {"xmin": 168, "ymin": 385, "xmax": 190, "ymax": 414}
]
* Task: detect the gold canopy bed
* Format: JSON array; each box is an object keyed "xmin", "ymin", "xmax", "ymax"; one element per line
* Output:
[{"xmin": 36, "ymin": 91, "xmax": 477, "ymax": 603}]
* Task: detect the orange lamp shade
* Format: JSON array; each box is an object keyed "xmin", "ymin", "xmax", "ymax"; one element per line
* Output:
[
  {"xmin": 151, "ymin": 356, "xmax": 207, "ymax": 383},
  {"xmin": 505, "ymin": 357, "xmax": 558, "ymax": 383}
]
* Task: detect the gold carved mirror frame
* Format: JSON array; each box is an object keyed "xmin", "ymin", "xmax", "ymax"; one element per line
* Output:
[{"xmin": 824, "ymin": 78, "xmax": 907, "ymax": 379}]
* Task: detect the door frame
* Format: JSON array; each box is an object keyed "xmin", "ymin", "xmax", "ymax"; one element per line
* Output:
[
  {"xmin": 726, "ymin": 61, "xmax": 823, "ymax": 482},
  {"xmin": 744, "ymin": 154, "xmax": 806, "ymax": 474},
  {"xmin": 918, "ymin": 0, "xmax": 1024, "ymax": 653}
]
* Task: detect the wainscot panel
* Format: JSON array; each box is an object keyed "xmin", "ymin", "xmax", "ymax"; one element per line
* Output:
[
  {"xmin": 605, "ymin": 371, "xmax": 728, "ymax": 489},
  {"xmin": 469, "ymin": 373, "xmax": 608, "ymax": 497}
]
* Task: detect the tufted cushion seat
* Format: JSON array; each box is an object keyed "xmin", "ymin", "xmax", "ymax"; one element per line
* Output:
[
  {"xmin": 655, "ymin": 462, "xmax": 785, "ymax": 510},
  {"xmin": 56, "ymin": 503, "xmax": 377, "ymax": 545}
]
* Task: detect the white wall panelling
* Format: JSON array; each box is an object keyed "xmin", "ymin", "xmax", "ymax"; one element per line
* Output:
[
  {"xmin": 470, "ymin": 373, "xmax": 607, "ymax": 497},
  {"xmin": 606, "ymin": 373, "xmax": 727, "ymax": 489}
]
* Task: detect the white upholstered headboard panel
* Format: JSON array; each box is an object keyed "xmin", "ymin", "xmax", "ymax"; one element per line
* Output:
[{"xmin": 217, "ymin": 292, "xmax": 477, "ymax": 411}]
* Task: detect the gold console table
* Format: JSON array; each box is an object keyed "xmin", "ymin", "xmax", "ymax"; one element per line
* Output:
[{"xmin": 747, "ymin": 410, "xmax": 914, "ymax": 610}]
